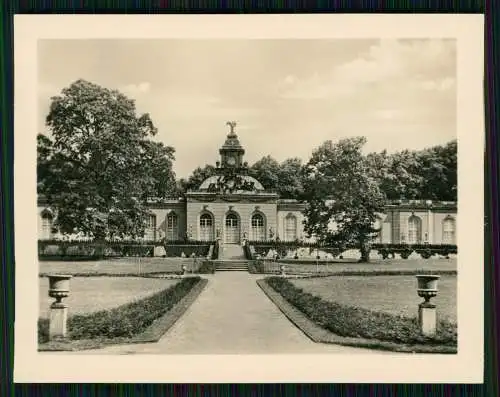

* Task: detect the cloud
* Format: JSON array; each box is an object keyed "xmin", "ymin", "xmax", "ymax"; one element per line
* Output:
[
  {"xmin": 418, "ymin": 77, "xmax": 455, "ymax": 92},
  {"xmin": 279, "ymin": 39, "xmax": 456, "ymax": 100},
  {"xmin": 121, "ymin": 81, "xmax": 151, "ymax": 95},
  {"xmin": 371, "ymin": 109, "xmax": 403, "ymax": 120}
]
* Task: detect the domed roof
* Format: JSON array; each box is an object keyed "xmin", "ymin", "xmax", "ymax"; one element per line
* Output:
[{"xmin": 198, "ymin": 174, "xmax": 264, "ymax": 191}]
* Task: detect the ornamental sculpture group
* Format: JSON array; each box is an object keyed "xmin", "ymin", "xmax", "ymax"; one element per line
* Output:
[{"xmin": 206, "ymin": 174, "xmax": 256, "ymax": 194}]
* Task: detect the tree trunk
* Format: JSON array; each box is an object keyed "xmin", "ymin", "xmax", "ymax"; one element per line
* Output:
[{"xmin": 359, "ymin": 239, "xmax": 371, "ymax": 263}]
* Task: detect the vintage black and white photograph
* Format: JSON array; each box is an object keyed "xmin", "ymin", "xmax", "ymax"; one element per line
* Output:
[{"xmin": 14, "ymin": 15, "xmax": 484, "ymax": 383}]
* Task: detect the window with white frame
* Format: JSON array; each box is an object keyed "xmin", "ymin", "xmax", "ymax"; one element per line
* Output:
[
  {"xmin": 284, "ymin": 214, "xmax": 297, "ymax": 241},
  {"xmin": 144, "ymin": 214, "xmax": 156, "ymax": 240},
  {"xmin": 200, "ymin": 213, "xmax": 214, "ymax": 241},
  {"xmin": 251, "ymin": 213, "xmax": 265, "ymax": 241},
  {"xmin": 166, "ymin": 212, "xmax": 178, "ymax": 241},
  {"xmin": 442, "ymin": 217, "xmax": 456, "ymax": 244},
  {"xmin": 40, "ymin": 212, "xmax": 53, "ymax": 240},
  {"xmin": 407, "ymin": 215, "xmax": 422, "ymax": 244}
]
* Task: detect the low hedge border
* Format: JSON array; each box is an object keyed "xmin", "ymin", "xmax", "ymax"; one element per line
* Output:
[
  {"xmin": 39, "ymin": 256, "xmax": 101, "ymax": 262},
  {"xmin": 258, "ymin": 277, "xmax": 457, "ymax": 354},
  {"xmin": 38, "ymin": 276, "xmax": 208, "ymax": 351},
  {"xmin": 253, "ymin": 270, "xmax": 457, "ymax": 277},
  {"xmin": 39, "ymin": 272, "xmax": 185, "ymax": 278}
]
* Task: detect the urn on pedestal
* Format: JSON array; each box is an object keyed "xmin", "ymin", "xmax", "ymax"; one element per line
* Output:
[
  {"xmin": 416, "ymin": 274, "xmax": 440, "ymax": 337},
  {"xmin": 48, "ymin": 274, "xmax": 72, "ymax": 340},
  {"xmin": 48, "ymin": 274, "xmax": 72, "ymax": 304},
  {"xmin": 416, "ymin": 274, "xmax": 440, "ymax": 303}
]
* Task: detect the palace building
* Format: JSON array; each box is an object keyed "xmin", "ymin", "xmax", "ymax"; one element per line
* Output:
[{"xmin": 38, "ymin": 123, "xmax": 457, "ymax": 245}]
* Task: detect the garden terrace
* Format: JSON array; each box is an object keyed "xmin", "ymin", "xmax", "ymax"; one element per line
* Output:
[
  {"xmin": 39, "ymin": 258, "xmax": 216, "ymax": 276},
  {"xmin": 248, "ymin": 257, "xmax": 457, "ymax": 276},
  {"xmin": 39, "ymin": 277, "xmax": 179, "ymax": 318}
]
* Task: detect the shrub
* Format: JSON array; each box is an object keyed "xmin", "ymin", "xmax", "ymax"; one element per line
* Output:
[
  {"xmin": 39, "ymin": 277, "xmax": 201, "ymax": 342},
  {"xmin": 164, "ymin": 244, "xmax": 211, "ymax": 258},
  {"xmin": 416, "ymin": 248, "xmax": 433, "ymax": 259},
  {"xmin": 266, "ymin": 276, "xmax": 457, "ymax": 346},
  {"xmin": 38, "ymin": 318, "xmax": 50, "ymax": 344},
  {"xmin": 248, "ymin": 260, "xmax": 265, "ymax": 274},
  {"xmin": 377, "ymin": 248, "xmax": 391, "ymax": 259},
  {"xmin": 197, "ymin": 261, "xmax": 215, "ymax": 274}
]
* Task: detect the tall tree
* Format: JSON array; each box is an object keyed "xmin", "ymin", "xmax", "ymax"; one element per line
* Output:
[
  {"xmin": 178, "ymin": 164, "xmax": 218, "ymax": 192},
  {"xmin": 248, "ymin": 155, "xmax": 281, "ymax": 191},
  {"xmin": 276, "ymin": 157, "xmax": 305, "ymax": 199},
  {"xmin": 248, "ymin": 155, "xmax": 306, "ymax": 197},
  {"xmin": 366, "ymin": 140, "xmax": 457, "ymax": 201},
  {"xmin": 303, "ymin": 137, "xmax": 386, "ymax": 262},
  {"xmin": 417, "ymin": 140, "xmax": 457, "ymax": 201},
  {"xmin": 367, "ymin": 149, "xmax": 423, "ymax": 200},
  {"xmin": 38, "ymin": 79, "xmax": 176, "ymax": 239}
]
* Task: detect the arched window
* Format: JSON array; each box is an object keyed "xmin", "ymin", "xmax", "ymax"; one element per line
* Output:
[
  {"xmin": 407, "ymin": 215, "xmax": 422, "ymax": 244},
  {"xmin": 442, "ymin": 217, "xmax": 456, "ymax": 244},
  {"xmin": 200, "ymin": 213, "xmax": 214, "ymax": 241},
  {"xmin": 40, "ymin": 210, "xmax": 53, "ymax": 240},
  {"xmin": 251, "ymin": 213, "xmax": 265, "ymax": 241},
  {"xmin": 284, "ymin": 213, "xmax": 297, "ymax": 241},
  {"xmin": 166, "ymin": 212, "xmax": 178, "ymax": 241},
  {"xmin": 145, "ymin": 214, "xmax": 157, "ymax": 240},
  {"xmin": 224, "ymin": 213, "xmax": 240, "ymax": 243}
]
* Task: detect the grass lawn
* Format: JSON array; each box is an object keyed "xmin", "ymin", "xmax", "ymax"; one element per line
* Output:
[
  {"xmin": 39, "ymin": 277, "xmax": 179, "ymax": 318},
  {"xmin": 290, "ymin": 275, "xmax": 457, "ymax": 323},
  {"xmin": 39, "ymin": 257, "xmax": 200, "ymax": 276},
  {"xmin": 269, "ymin": 257, "xmax": 457, "ymax": 274}
]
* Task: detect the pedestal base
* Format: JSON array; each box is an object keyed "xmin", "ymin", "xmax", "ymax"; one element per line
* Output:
[
  {"xmin": 418, "ymin": 302, "xmax": 437, "ymax": 337},
  {"xmin": 49, "ymin": 302, "xmax": 68, "ymax": 340}
]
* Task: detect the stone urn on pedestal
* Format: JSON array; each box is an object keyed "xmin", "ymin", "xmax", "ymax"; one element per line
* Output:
[
  {"xmin": 416, "ymin": 274, "xmax": 440, "ymax": 337},
  {"xmin": 280, "ymin": 264, "xmax": 286, "ymax": 277},
  {"xmin": 48, "ymin": 274, "xmax": 72, "ymax": 340}
]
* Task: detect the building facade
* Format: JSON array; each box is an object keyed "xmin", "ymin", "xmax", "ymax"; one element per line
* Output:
[{"xmin": 38, "ymin": 125, "xmax": 457, "ymax": 245}]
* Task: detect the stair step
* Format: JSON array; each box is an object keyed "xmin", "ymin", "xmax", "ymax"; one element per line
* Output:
[{"xmin": 219, "ymin": 243, "xmax": 246, "ymax": 260}]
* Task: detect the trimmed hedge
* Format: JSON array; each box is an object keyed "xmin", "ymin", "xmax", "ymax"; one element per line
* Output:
[
  {"xmin": 38, "ymin": 276, "xmax": 201, "ymax": 343},
  {"xmin": 212, "ymin": 240, "xmax": 220, "ymax": 260},
  {"xmin": 248, "ymin": 242, "xmax": 457, "ymax": 261},
  {"xmin": 248, "ymin": 260, "xmax": 265, "ymax": 274},
  {"xmin": 164, "ymin": 244, "xmax": 211, "ymax": 258},
  {"xmin": 265, "ymin": 276, "xmax": 457, "ymax": 346},
  {"xmin": 38, "ymin": 240, "xmax": 212, "ymax": 260},
  {"xmin": 197, "ymin": 261, "xmax": 216, "ymax": 274}
]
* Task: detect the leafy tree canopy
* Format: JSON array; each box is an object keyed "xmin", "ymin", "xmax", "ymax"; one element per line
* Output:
[
  {"xmin": 248, "ymin": 155, "xmax": 305, "ymax": 198},
  {"xmin": 38, "ymin": 79, "xmax": 176, "ymax": 239},
  {"xmin": 177, "ymin": 164, "xmax": 218, "ymax": 192},
  {"xmin": 366, "ymin": 140, "xmax": 457, "ymax": 201},
  {"xmin": 302, "ymin": 137, "xmax": 386, "ymax": 262}
]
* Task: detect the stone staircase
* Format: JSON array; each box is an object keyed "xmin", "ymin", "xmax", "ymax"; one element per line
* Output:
[
  {"xmin": 216, "ymin": 243, "xmax": 249, "ymax": 271},
  {"xmin": 213, "ymin": 259, "xmax": 250, "ymax": 272}
]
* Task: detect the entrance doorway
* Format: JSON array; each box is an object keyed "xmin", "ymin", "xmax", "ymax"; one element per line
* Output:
[{"xmin": 224, "ymin": 213, "xmax": 240, "ymax": 243}]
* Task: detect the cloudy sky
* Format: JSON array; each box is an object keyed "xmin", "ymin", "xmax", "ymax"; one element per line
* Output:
[{"xmin": 38, "ymin": 39, "xmax": 456, "ymax": 178}]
